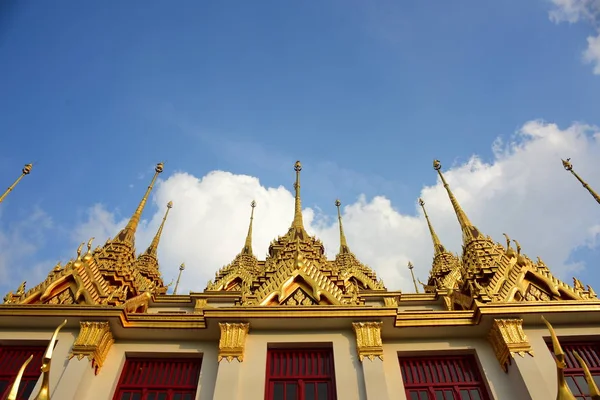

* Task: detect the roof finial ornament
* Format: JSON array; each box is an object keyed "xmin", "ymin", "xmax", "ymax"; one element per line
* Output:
[
  {"xmin": 503, "ymin": 233, "xmax": 515, "ymax": 257},
  {"xmin": 562, "ymin": 158, "xmax": 600, "ymax": 205},
  {"xmin": 7, "ymin": 354, "xmax": 34, "ymax": 400},
  {"xmin": 418, "ymin": 198, "xmax": 446, "ymax": 255},
  {"xmin": 143, "ymin": 200, "xmax": 173, "ymax": 258},
  {"xmin": 114, "ymin": 162, "xmax": 164, "ymax": 246},
  {"xmin": 408, "ymin": 261, "xmax": 419, "ymax": 293},
  {"xmin": 173, "ymin": 263, "xmax": 185, "ymax": 295},
  {"xmin": 76, "ymin": 243, "xmax": 84, "ymax": 259},
  {"xmin": 87, "ymin": 237, "xmax": 95, "ymax": 253},
  {"xmin": 335, "ymin": 199, "xmax": 350, "ymax": 254},
  {"xmin": 33, "ymin": 319, "xmax": 67, "ymax": 400},
  {"xmin": 0, "ymin": 163, "xmax": 33, "ymax": 205},
  {"xmin": 291, "ymin": 160, "xmax": 305, "ymax": 233},
  {"xmin": 433, "ymin": 159, "xmax": 480, "ymax": 241},
  {"xmin": 242, "ymin": 200, "xmax": 256, "ymax": 255}
]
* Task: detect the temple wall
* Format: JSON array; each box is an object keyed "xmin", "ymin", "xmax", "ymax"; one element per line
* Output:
[
  {"xmin": 238, "ymin": 330, "xmax": 366, "ymax": 400},
  {"xmin": 381, "ymin": 338, "xmax": 523, "ymax": 400}
]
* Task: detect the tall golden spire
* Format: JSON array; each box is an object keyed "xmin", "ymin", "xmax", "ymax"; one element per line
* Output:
[
  {"xmin": 242, "ymin": 200, "xmax": 256, "ymax": 255},
  {"xmin": 289, "ymin": 160, "xmax": 308, "ymax": 239},
  {"xmin": 142, "ymin": 201, "xmax": 173, "ymax": 258},
  {"xmin": 114, "ymin": 162, "xmax": 164, "ymax": 246},
  {"xmin": 562, "ymin": 158, "xmax": 600, "ymax": 205},
  {"xmin": 335, "ymin": 199, "xmax": 350, "ymax": 254},
  {"xmin": 433, "ymin": 160, "xmax": 481, "ymax": 240},
  {"xmin": 0, "ymin": 163, "xmax": 32, "ymax": 204},
  {"xmin": 418, "ymin": 198, "xmax": 447, "ymax": 255}
]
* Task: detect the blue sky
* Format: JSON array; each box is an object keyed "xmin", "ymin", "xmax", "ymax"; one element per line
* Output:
[{"xmin": 1, "ymin": 1, "xmax": 599, "ymax": 295}]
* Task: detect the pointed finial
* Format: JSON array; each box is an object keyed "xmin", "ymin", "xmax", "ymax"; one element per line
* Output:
[
  {"xmin": 433, "ymin": 159, "xmax": 480, "ymax": 240},
  {"xmin": 242, "ymin": 200, "xmax": 256, "ymax": 255},
  {"xmin": 7, "ymin": 354, "xmax": 34, "ymax": 400},
  {"xmin": 0, "ymin": 163, "xmax": 33, "ymax": 204},
  {"xmin": 87, "ymin": 237, "xmax": 95, "ymax": 253},
  {"xmin": 114, "ymin": 162, "xmax": 164, "ymax": 246},
  {"xmin": 33, "ymin": 319, "xmax": 67, "ymax": 400},
  {"xmin": 573, "ymin": 351, "xmax": 600, "ymax": 398},
  {"xmin": 143, "ymin": 200, "xmax": 173, "ymax": 258},
  {"xmin": 418, "ymin": 198, "xmax": 446, "ymax": 255},
  {"xmin": 291, "ymin": 161, "xmax": 305, "ymax": 232},
  {"xmin": 76, "ymin": 243, "xmax": 84, "ymax": 259},
  {"xmin": 335, "ymin": 199, "xmax": 350, "ymax": 254},
  {"xmin": 542, "ymin": 316, "xmax": 579, "ymax": 400},
  {"xmin": 407, "ymin": 261, "xmax": 419, "ymax": 293},
  {"xmin": 562, "ymin": 158, "xmax": 600, "ymax": 205},
  {"xmin": 173, "ymin": 263, "xmax": 185, "ymax": 295}
]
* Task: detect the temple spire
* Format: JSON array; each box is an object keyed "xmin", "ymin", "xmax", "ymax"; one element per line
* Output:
[
  {"xmin": 114, "ymin": 162, "xmax": 164, "ymax": 246},
  {"xmin": 143, "ymin": 201, "xmax": 172, "ymax": 257},
  {"xmin": 433, "ymin": 160, "xmax": 480, "ymax": 240},
  {"xmin": 242, "ymin": 200, "xmax": 256, "ymax": 255},
  {"xmin": 288, "ymin": 160, "xmax": 308, "ymax": 239},
  {"xmin": 408, "ymin": 261, "xmax": 419, "ymax": 293},
  {"xmin": 562, "ymin": 158, "xmax": 600, "ymax": 205},
  {"xmin": 0, "ymin": 163, "xmax": 32, "ymax": 204},
  {"xmin": 335, "ymin": 199, "xmax": 350, "ymax": 254},
  {"xmin": 418, "ymin": 198, "xmax": 446, "ymax": 255}
]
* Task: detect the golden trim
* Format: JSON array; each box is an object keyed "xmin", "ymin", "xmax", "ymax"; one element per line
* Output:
[
  {"xmin": 7, "ymin": 354, "xmax": 33, "ymax": 400},
  {"xmin": 487, "ymin": 319, "xmax": 533, "ymax": 372},
  {"xmin": 33, "ymin": 319, "xmax": 67, "ymax": 400},
  {"xmin": 218, "ymin": 322, "xmax": 250, "ymax": 362},
  {"xmin": 68, "ymin": 321, "xmax": 114, "ymax": 374},
  {"xmin": 352, "ymin": 321, "xmax": 384, "ymax": 361}
]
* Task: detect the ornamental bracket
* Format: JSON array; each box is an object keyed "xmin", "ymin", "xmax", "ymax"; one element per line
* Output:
[
  {"xmin": 68, "ymin": 321, "xmax": 115, "ymax": 374},
  {"xmin": 487, "ymin": 318, "xmax": 533, "ymax": 372},
  {"xmin": 218, "ymin": 322, "xmax": 250, "ymax": 362},
  {"xmin": 352, "ymin": 321, "xmax": 384, "ymax": 361}
]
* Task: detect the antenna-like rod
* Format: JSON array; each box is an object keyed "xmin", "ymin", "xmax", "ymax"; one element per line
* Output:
[
  {"xmin": 408, "ymin": 261, "xmax": 419, "ymax": 293},
  {"xmin": 173, "ymin": 263, "xmax": 185, "ymax": 295},
  {"xmin": 562, "ymin": 158, "xmax": 600, "ymax": 205},
  {"xmin": 0, "ymin": 163, "xmax": 33, "ymax": 204}
]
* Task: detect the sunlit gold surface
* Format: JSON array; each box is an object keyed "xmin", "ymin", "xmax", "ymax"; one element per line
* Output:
[
  {"xmin": 352, "ymin": 321, "xmax": 384, "ymax": 361},
  {"xmin": 33, "ymin": 319, "xmax": 67, "ymax": 400},
  {"xmin": 6, "ymin": 354, "xmax": 33, "ymax": 400},
  {"xmin": 487, "ymin": 319, "xmax": 533, "ymax": 372},
  {"xmin": 218, "ymin": 322, "xmax": 250, "ymax": 362},
  {"xmin": 69, "ymin": 321, "xmax": 114, "ymax": 374}
]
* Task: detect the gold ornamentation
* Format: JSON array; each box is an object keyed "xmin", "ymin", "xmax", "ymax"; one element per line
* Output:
[
  {"xmin": 124, "ymin": 291, "xmax": 152, "ymax": 313},
  {"xmin": 194, "ymin": 298, "xmax": 208, "ymax": 310},
  {"xmin": 218, "ymin": 322, "xmax": 250, "ymax": 362},
  {"xmin": 0, "ymin": 163, "xmax": 33, "ymax": 204},
  {"xmin": 352, "ymin": 321, "xmax": 384, "ymax": 361},
  {"xmin": 33, "ymin": 319, "xmax": 67, "ymax": 400},
  {"xmin": 487, "ymin": 319, "xmax": 533, "ymax": 372},
  {"xmin": 284, "ymin": 288, "xmax": 316, "ymax": 305},
  {"xmin": 407, "ymin": 261, "xmax": 419, "ymax": 293},
  {"xmin": 542, "ymin": 315, "xmax": 600, "ymax": 399},
  {"xmin": 562, "ymin": 158, "xmax": 600, "ymax": 205},
  {"xmin": 6, "ymin": 354, "xmax": 33, "ymax": 400},
  {"xmin": 69, "ymin": 321, "xmax": 114, "ymax": 374}
]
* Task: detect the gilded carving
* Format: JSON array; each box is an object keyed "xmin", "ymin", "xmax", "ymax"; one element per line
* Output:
[
  {"xmin": 352, "ymin": 321, "xmax": 384, "ymax": 361},
  {"xmin": 218, "ymin": 322, "xmax": 250, "ymax": 362},
  {"xmin": 69, "ymin": 321, "xmax": 114, "ymax": 374},
  {"xmin": 487, "ymin": 319, "xmax": 533, "ymax": 372},
  {"xmin": 33, "ymin": 319, "xmax": 67, "ymax": 400}
]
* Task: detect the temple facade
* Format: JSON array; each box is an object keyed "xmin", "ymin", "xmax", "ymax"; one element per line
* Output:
[{"xmin": 0, "ymin": 159, "xmax": 599, "ymax": 400}]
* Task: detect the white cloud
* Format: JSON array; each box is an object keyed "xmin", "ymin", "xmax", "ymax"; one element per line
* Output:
[
  {"xmin": 549, "ymin": 0, "xmax": 600, "ymax": 23},
  {"xmin": 583, "ymin": 31, "xmax": 600, "ymax": 74},
  {"xmin": 549, "ymin": 0, "xmax": 600, "ymax": 74},
  {"xmin": 0, "ymin": 206, "xmax": 54, "ymax": 291},
  {"xmin": 72, "ymin": 120, "xmax": 600, "ymax": 295}
]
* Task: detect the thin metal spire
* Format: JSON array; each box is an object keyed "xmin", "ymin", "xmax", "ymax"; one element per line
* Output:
[{"xmin": 0, "ymin": 163, "xmax": 32, "ymax": 204}]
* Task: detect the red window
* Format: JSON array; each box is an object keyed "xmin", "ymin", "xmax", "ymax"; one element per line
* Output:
[
  {"xmin": 265, "ymin": 348, "xmax": 337, "ymax": 400},
  {"xmin": 547, "ymin": 341, "xmax": 600, "ymax": 399},
  {"xmin": 399, "ymin": 354, "xmax": 491, "ymax": 400},
  {"xmin": 112, "ymin": 358, "xmax": 202, "ymax": 400},
  {"xmin": 0, "ymin": 346, "xmax": 45, "ymax": 400}
]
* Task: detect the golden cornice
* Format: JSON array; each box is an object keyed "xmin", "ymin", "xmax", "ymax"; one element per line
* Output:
[
  {"xmin": 69, "ymin": 321, "xmax": 114, "ymax": 374},
  {"xmin": 218, "ymin": 322, "xmax": 250, "ymax": 362},
  {"xmin": 352, "ymin": 321, "xmax": 384, "ymax": 361},
  {"xmin": 487, "ymin": 319, "xmax": 533, "ymax": 372}
]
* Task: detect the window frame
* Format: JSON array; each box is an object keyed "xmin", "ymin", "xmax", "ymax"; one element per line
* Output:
[
  {"xmin": 398, "ymin": 353, "xmax": 492, "ymax": 400},
  {"xmin": 264, "ymin": 347, "xmax": 337, "ymax": 400},
  {"xmin": 546, "ymin": 340, "xmax": 600, "ymax": 399},
  {"xmin": 0, "ymin": 345, "xmax": 45, "ymax": 400},
  {"xmin": 112, "ymin": 357, "xmax": 202, "ymax": 400}
]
